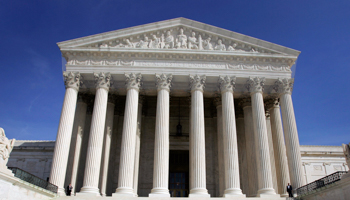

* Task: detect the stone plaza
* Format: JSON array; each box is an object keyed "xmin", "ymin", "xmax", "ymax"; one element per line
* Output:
[{"xmin": 4, "ymin": 18, "xmax": 349, "ymax": 199}]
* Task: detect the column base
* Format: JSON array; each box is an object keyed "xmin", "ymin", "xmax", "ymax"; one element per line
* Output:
[
  {"xmin": 189, "ymin": 188, "xmax": 210, "ymax": 198},
  {"xmin": 257, "ymin": 187, "xmax": 276, "ymax": 196},
  {"xmin": 224, "ymin": 188, "xmax": 245, "ymax": 198},
  {"xmin": 149, "ymin": 187, "xmax": 170, "ymax": 197},
  {"xmin": 113, "ymin": 187, "xmax": 136, "ymax": 197},
  {"xmin": 77, "ymin": 186, "xmax": 100, "ymax": 196},
  {"xmin": 257, "ymin": 188, "xmax": 280, "ymax": 198}
]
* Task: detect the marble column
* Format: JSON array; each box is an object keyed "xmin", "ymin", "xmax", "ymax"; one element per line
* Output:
[
  {"xmin": 80, "ymin": 72, "xmax": 112, "ymax": 195},
  {"xmin": 239, "ymin": 98, "xmax": 259, "ymax": 197},
  {"xmin": 149, "ymin": 74, "xmax": 172, "ymax": 197},
  {"xmin": 100, "ymin": 94, "xmax": 116, "ymax": 196},
  {"xmin": 189, "ymin": 75, "xmax": 210, "ymax": 197},
  {"xmin": 50, "ymin": 72, "xmax": 81, "ymax": 196},
  {"xmin": 235, "ymin": 108, "xmax": 249, "ymax": 195},
  {"xmin": 246, "ymin": 77, "xmax": 278, "ymax": 197},
  {"xmin": 70, "ymin": 94, "xmax": 89, "ymax": 194},
  {"xmin": 114, "ymin": 73, "xmax": 142, "ymax": 197},
  {"xmin": 266, "ymin": 98, "xmax": 290, "ymax": 197},
  {"xmin": 218, "ymin": 76, "xmax": 244, "ymax": 197},
  {"xmin": 274, "ymin": 78, "xmax": 305, "ymax": 193},
  {"xmin": 133, "ymin": 96, "xmax": 143, "ymax": 196},
  {"xmin": 265, "ymin": 111, "xmax": 279, "ymax": 194},
  {"xmin": 214, "ymin": 97, "xmax": 225, "ymax": 197}
]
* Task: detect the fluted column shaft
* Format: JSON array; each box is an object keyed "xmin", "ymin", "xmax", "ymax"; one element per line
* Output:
[
  {"xmin": 219, "ymin": 76, "xmax": 244, "ymax": 197},
  {"xmin": 80, "ymin": 73, "xmax": 111, "ymax": 195},
  {"xmin": 236, "ymin": 114, "xmax": 249, "ymax": 195},
  {"xmin": 133, "ymin": 97, "xmax": 143, "ymax": 195},
  {"xmin": 267, "ymin": 99, "xmax": 290, "ymax": 197},
  {"xmin": 215, "ymin": 98, "xmax": 225, "ymax": 197},
  {"xmin": 50, "ymin": 72, "xmax": 81, "ymax": 196},
  {"xmin": 241, "ymin": 100, "xmax": 259, "ymax": 197},
  {"xmin": 274, "ymin": 78, "xmax": 305, "ymax": 194},
  {"xmin": 70, "ymin": 98, "xmax": 88, "ymax": 194},
  {"xmin": 100, "ymin": 98, "xmax": 116, "ymax": 196},
  {"xmin": 280, "ymin": 93, "xmax": 305, "ymax": 191},
  {"xmin": 189, "ymin": 75, "xmax": 209, "ymax": 197},
  {"xmin": 247, "ymin": 77, "xmax": 277, "ymax": 196},
  {"xmin": 114, "ymin": 73, "xmax": 142, "ymax": 197},
  {"xmin": 150, "ymin": 74, "xmax": 172, "ymax": 197}
]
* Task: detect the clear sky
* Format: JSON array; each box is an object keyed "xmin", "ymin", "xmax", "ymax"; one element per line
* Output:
[{"xmin": 0, "ymin": 0, "xmax": 349, "ymax": 145}]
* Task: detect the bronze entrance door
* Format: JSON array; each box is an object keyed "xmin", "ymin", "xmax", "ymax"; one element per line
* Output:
[{"xmin": 169, "ymin": 150, "xmax": 189, "ymax": 197}]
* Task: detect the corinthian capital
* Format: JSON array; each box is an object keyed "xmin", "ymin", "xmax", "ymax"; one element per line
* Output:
[
  {"xmin": 125, "ymin": 73, "xmax": 142, "ymax": 91},
  {"xmin": 155, "ymin": 74, "xmax": 172, "ymax": 92},
  {"xmin": 218, "ymin": 75, "xmax": 236, "ymax": 93},
  {"xmin": 63, "ymin": 71, "xmax": 82, "ymax": 91},
  {"xmin": 189, "ymin": 74, "xmax": 206, "ymax": 92},
  {"xmin": 246, "ymin": 77, "xmax": 265, "ymax": 94},
  {"xmin": 273, "ymin": 78, "xmax": 294, "ymax": 95},
  {"xmin": 94, "ymin": 72, "xmax": 112, "ymax": 91},
  {"xmin": 265, "ymin": 98, "xmax": 280, "ymax": 110}
]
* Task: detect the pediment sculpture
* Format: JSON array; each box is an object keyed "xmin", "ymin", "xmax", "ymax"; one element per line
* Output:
[
  {"xmin": 98, "ymin": 28, "xmax": 262, "ymax": 53},
  {"xmin": 0, "ymin": 128, "xmax": 15, "ymax": 170}
]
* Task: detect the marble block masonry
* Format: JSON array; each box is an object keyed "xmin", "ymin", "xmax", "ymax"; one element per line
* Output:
[{"xmin": 49, "ymin": 17, "xmax": 308, "ymax": 198}]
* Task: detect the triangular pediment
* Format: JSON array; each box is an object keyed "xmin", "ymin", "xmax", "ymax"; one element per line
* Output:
[{"xmin": 58, "ymin": 18, "xmax": 300, "ymax": 57}]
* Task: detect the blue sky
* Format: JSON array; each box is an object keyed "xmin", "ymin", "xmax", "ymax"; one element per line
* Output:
[{"xmin": 0, "ymin": 0, "xmax": 349, "ymax": 145}]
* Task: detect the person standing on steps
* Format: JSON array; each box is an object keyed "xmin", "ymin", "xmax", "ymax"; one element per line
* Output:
[
  {"xmin": 66, "ymin": 184, "xmax": 73, "ymax": 196},
  {"xmin": 287, "ymin": 183, "xmax": 293, "ymax": 197}
]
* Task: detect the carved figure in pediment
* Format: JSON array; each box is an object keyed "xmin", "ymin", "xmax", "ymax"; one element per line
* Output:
[
  {"xmin": 149, "ymin": 35, "xmax": 161, "ymax": 49},
  {"xmin": 203, "ymin": 37, "xmax": 213, "ymax": 50},
  {"xmin": 160, "ymin": 34, "xmax": 165, "ymax": 49},
  {"xmin": 227, "ymin": 43, "xmax": 237, "ymax": 51},
  {"xmin": 164, "ymin": 31, "xmax": 174, "ymax": 49},
  {"xmin": 125, "ymin": 39, "xmax": 135, "ymax": 48},
  {"xmin": 176, "ymin": 28, "xmax": 187, "ymax": 49},
  {"xmin": 188, "ymin": 32, "xmax": 199, "ymax": 49},
  {"xmin": 100, "ymin": 43, "xmax": 108, "ymax": 48},
  {"xmin": 136, "ymin": 36, "xmax": 149, "ymax": 48},
  {"xmin": 250, "ymin": 48, "xmax": 258, "ymax": 52},
  {"xmin": 214, "ymin": 39, "xmax": 226, "ymax": 51},
  {"xmin": 0, "ymin": 128, "xmax": 15, "ymax": 168}
]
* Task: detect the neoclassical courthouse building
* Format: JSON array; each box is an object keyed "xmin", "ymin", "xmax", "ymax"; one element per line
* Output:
[{"xmin": 8, "ymin": 18, "xmax": 348, "ymax": 199}]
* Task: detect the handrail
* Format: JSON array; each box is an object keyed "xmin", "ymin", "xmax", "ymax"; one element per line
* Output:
[
  {"xmin": 8, "ymin": 167, "xmax": 58, "ymax": 193},
  {"xmin": 296, "ymin": 171, "xmax": 347, "ymax": 196}
]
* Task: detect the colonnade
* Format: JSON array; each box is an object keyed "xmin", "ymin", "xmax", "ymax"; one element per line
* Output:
[{"xmin": 50, "ymin": 71, "xmax": 305, "ymax": 197}]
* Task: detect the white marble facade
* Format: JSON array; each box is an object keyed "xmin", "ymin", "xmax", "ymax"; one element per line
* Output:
[{"xmin": 11, "ymin": 18, "xmax": 345, "ymax": 198}]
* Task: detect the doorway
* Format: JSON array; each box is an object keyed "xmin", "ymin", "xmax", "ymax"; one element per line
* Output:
[{"xmin": 169, "ymin": 150, "xmax": 189, "ymax": 197}]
